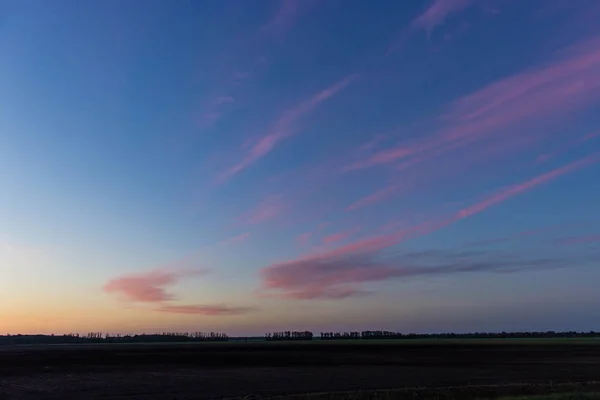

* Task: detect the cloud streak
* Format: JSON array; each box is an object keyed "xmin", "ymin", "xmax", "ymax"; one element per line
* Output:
[
  {"xmin": 537, "ymin": 129, "xmax": 600, "ymax": 163},
  {"xmin": 239, "ymin": 194, "xmax": 285, "ymax": 225},
  {"xmin": 412, "ymin": 0, "xmax": 473, "ymax": 34},
  {"xmin": 446, "ymin": 37, "xmax": 600, "ymax": 123},
  {"xmin": 219, "ymin": 74, "xmax": 358, "ymax": 181},
  {"xmin": 387, "ymin": 0, "xmax": 475, "ymax": 54},
  {"xmin": 296, "ymin": 232, "xmax": 313, "ymax": 247},
  {"xmin": 259, "ymin": 154, "xmax": 600, "ymax": 299},
  {"xmin": 296, "ymin": 222, "xmax": 331, "ymax": 247},
  {"xmin": 260, "ymin": 249, "xmax": 560, "ymax": 300},
  {"xmin": 560, "ymin": 234, "xmax": 600, "ymax": 246},
  {"xmin": 355, "ymin": 36, "xmax": 600, "ymax": 173},
  {"xmin": 452, "ymin": 152, "xmax": 600, "ymax": 221},
  {"xmin": 104, "ymin": 268, "xmax": 254, "ymax": 316},
  {"xmin": 466, "ymin": 223, "xmax": 575, "ymax": 247},
  {"xmin": 261, "ymin": 0, "xmax": 315, "ymax": 40},
  {"xmin": 322, "ymin": 227, "xmax": 360, "ymax": 244},
  {"xmin": 220, "ymin": 232, "xmax": 251, "ymax": 246},
  {"xmin": 346, "ymin": 184, "xmax": 399, "ymax": 211},
  {"xmin": 103, "ymin": 268, "xmax": 206, "ymax": 303}
]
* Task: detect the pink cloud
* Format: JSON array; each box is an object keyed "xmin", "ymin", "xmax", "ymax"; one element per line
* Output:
[
  {"xmin": 270, "ymin": 285, "xmax": 369, "ymax": 300},
  {"xmin": 359, "ymin": 134, "xmax": 389, "ymax": 152},
  {"xmin": 259, "ymin": 154, "xmax": 600, "ymax": 299},
  {"xmin": 446, "ymin": 38, "xmax": 600, "ymax": 122},
  {"xmin": 296, "ymin": 232, "xmax": 312, "ymax": 247},
  {"xmin": 346, "ymin": 184, "xmax": 399, "ymax": 211},
  {"xmin": 195, "ymin": 96, "xmax": 234, "ymax": 129},
  {"xmin": 453, "ymin": 152, "xmax": 600, "ymax": 221},
  {"xmin": 260, "ymin": 256, "xmax": 398, "ymax": 300},
  {"xmin": 221, "ymin": 232, "xmax": 251, "ymax": 246},
  {"xmin": 296, "ymin": 221, "xmax": 331, "ymax": 247},
  {"xmin": 261, "ymin": 0, "xmax": 316, "ymax": 40},
  {"xmin": 156, "ymin": 304, "xmax": 255, "ymax": 315},
  {"xmin": 344, "ymin": 147, "xmax": 412, "ymax": 171},
  {"xmin": 240, "ymin": 194, "xmax": 285, "ymax": 225},
  {"xmin": 442, "ymin": 20, "xmax": 472, "ymax": 43},
  {"xmin": 103, "ymin": 268, "xmax": 206, "ymax": 303},
  {"xmin": 321, "ymin": 227, "xmax": 360, "ymax": 245},
  {"xmin": 387, "ymin": 0, "xmax": 476, "ymax": 54},
  {"xmin": 537, "ymin": 129, "xmax": 600, "ymax": 163},
  {"xmin": 560, "ymin": 234, "xmax": 600, "ymax": 245},
  {"xmin": 196, "ymin": 112, "xmax": 221, "ymax": 127},
  {"xmin": 583, "ymin": 130, "xmax": 600, "ymax": 141},
  {"xmin": 262, "ymin": 0, "xmax": 298, "ymax": 38},
  {"xmin": 104, "ymin": 267, "xmax": 254, "ymax": 316},
  {"xmin": 219, "ymin": 74, "xmax": 358, "ymax": 181},
  {"xmin": 259, "ymin": 246, "xmax": 558, "ymax": 300},
  {"xmin": 411, "ymin": 0, "xmax": 474, "ymax": 34},
  {"xmin": 467, "ymin": 224, "xmax": 567, "ymax": 247},
  {"xmin": 352, "ymin": 37, "xmax": 600, "ymax": 173}
]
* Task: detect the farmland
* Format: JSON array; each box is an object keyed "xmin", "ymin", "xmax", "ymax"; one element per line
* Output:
[{"xmin": 2, "ymin": 339, "xmax": 600, "ymax": 399}]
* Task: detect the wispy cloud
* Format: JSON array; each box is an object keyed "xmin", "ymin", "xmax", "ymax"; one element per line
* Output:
[
  {"xmin": 583, "ymin": 130, "xmax": 600, "ymax": 141},
  {"xmin": 220, "ymin": 232, "xmax": 251, "ymax": 246},
  {"xmin": 260, "ymin": 248, "xmax": 560, "ymax": 300},
  {"xmin": 195, "ymin": 97, "xmax": 235, "ymax": 129},
  {"xmin": 104, "ymin": 267, "xmax": 254, "ymax": 316},
  {"xmin": 259, "ymin": 154, "xmax": 600, "ymax": 299},
  {"xmin": 156, "ymin": 304, "xmax": 255, "ymax": 315},
  {"xmin": 322, "ymin": 227, "xmax": 360, "ymax": 245},
  {"xmin": 537, "ymin": 129, "xmax": 600, "ymax": 163},
  {"xmin": 219, "ymin": 74, "xmax": 358, "ymax": 181},
  {"xmin": 445, "ymin": 38, "xmax": 600, "ymax": 123},
  {"xmin": 196, "ymin": 112, "xmax": 222, "ymax": 128},
  {"xmin": 296, "ymin": 232, "xmax": 313, "ymax": 247},
  {"xmin": 452, "ymin": 152, "xmax": 600, "ymax": 220},
  {"xmin": 346, "ymin": 184, "xmax": 399, "ymax": 211},
  {"xmin": 387, "ymin": 0, "xmax": 476, "ymax": 54},
  {"xmin": 359, "ymin": 134, "xmax": 390, "ymax": 152},
  {"xmin": 261, "ymin": 0, "xmax": 313, "ymax": 40},
  {"xmin": 103, "ymin": 268, "xmax": 207, "ymax": 303},
  {"xmin": 560, "ymin": 234, "xmax": 600, "ymax": 246},
  {"xmin": 356, "ymin": 36, "xmax": 600, "ymax": 173},
  {"xmin": 466, "ymin": 223, "xmax": 575, "ymax": 247},
  {"xmin": 193, "ymin": 0, "xmax": 316, "ymax": 133},
  {"xmin": 296, "ymin": 221, "xmax": 331, "ymax": 247},
  {"xmin": 412, "ymin": 0, "xmax": 474, "ymax": 34},
  {"xmin": 239, "ymin": 194, "xmax": 285, "ymax": 225}
]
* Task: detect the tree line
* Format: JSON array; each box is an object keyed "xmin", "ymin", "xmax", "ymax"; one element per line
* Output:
[
  {"xmin": 2, "ymin": 330, "xmax": 599, "ymax": 345},
  {"xmin": 321, "ymin": 331, "xmax": 600, "ymax": 340},
  {"xmin": 0, "ymin": 332, "xmax": 228, "ymax": 345},
  {"xmin": 265, "ymin": 331, "xmax": 313, "ymax": 341},
  {"xmin": 321, "ymin": 331, "xmax": 400, "ymax": 339}
]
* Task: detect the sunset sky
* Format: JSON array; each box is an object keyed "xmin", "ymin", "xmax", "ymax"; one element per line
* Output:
[{"xmin": 2, "ymin": 0, "xmax": 600, "ymax": 336}]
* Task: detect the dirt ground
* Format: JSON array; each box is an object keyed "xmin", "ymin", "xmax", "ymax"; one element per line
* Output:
[{"xmin": 1, "ymin": 342, "xmax": 600, "ymax": 399}]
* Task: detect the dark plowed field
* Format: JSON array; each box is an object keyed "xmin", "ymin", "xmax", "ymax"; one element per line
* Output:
[{"xmin": 1, "ymin": 342, "xmax": 600, "ymax": 399}]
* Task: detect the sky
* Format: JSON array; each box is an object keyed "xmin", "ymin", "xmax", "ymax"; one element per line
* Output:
[{"xmin": 1, "ymin": 0, "xmax": 600, "ymax": 336}]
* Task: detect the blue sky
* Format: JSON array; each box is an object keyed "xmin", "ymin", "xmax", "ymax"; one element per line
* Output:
[{"xmin": 1, "ymin": 0, "xmax": 600, "ymax": 335}]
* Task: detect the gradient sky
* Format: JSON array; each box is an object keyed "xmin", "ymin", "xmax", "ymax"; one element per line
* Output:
[{"xmin": 2, "ymin": 0, "xmax": 600, "ymax": 336}]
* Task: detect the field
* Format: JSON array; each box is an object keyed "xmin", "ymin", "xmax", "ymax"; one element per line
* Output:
[{"xmin": 2, "ymin": 339, "xmax": 600, "ymax": 399}]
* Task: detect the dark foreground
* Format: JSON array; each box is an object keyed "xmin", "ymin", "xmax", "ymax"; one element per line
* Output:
[{"xmin": 2, "ymin": 341, "xmax": 600, "ymax": 399}]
